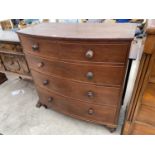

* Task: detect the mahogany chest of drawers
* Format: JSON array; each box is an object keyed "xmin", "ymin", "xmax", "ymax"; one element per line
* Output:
[{"xmin": 18, "ymin": 23, "xmax": 136, "ymax": 132}]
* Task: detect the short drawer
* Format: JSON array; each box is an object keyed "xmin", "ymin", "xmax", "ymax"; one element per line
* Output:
[
  {"xmin": 20, "ymin": 35, "xmax": 129, "ymax": 64},
  {"xmin": 26, "ymin": 54, "xmax": 125, "ymax": 86},
  {"xmin": 32, "ymin": 70, "xmax": 121, "ymax": 107},
  {"xmin": 37, "ymin": 87, "xmax": 116, "ymax": 125},
  {"xmin": 0, "ymin": 53, "xmax": 30, "ymax": 75},
  {"xmin": 0, "ymin": 42, "xmax": 22, "ymax": 53},
  {"xmin": 0, "ymin": 53, "xmax": 21, "ymax": 72}
]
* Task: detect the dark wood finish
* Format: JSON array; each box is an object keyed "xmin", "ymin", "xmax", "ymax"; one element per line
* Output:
[
  {"xmin": 0, "ymin": 31, "xmax": 31, "ymax": 78},
  {"xmin": 18, "ymin": 23, "xmax": 136, "ymax": 40},
  {"xmin": 121, "ymin": 59, "xmax": 132, "ymax": 105},
  {"xmin": 0, "ymin": 72, "xmax": 7, "ymax": 84},
  {"xmin": 31, "ymin": 70, "xmax": 121, "ymax": 107},
  {"xmin": 37, "ymin": 86, "xmax": 117, "ymax": 127},
  {"xmin": 20, "ymin": 35, "xmax": 130, "ymax": 64},
  {"xmin": 18, "ymin": 23, "xmax": 136, "ymax": 131},
  {"xmin": 26, "ymin": 54, "xmax": 125, "ymax": 86},
  {"xmin": 122, "ymin": 20, "xmax": 155, "ymax": 135}
]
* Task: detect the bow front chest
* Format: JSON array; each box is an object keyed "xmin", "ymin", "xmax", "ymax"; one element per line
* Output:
[{"xmin": 18, "ymin": 23, "xmax": 136, "ymax": 131}]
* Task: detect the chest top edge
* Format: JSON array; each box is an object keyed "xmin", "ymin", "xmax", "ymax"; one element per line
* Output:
[{"xmin": 17, "ymin": 23, "xmax": 136, "ymax": 41}]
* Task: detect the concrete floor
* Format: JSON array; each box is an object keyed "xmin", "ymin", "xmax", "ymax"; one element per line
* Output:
[
  {"xmin": 0, "ymin": 74, "xmax": 126, "ymax": 135},
  {"xmin": 0, "ymin": 40, "xmax": 143, "ymax": 135}
]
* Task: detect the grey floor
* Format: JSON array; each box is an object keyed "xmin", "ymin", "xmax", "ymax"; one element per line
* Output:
[
  {"xmin": 0, "ymin": 74, "xmax": 125, "ymax": 135},
  {"xmin": 0, "ymin": 40, "xmax": 143, "ymax": 135}
]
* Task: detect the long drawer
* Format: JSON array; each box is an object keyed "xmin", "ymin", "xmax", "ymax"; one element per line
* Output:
[
  {"xmin": 37, "ymin": 86, "xmax": 117, "ymax": 125},
  {"xmin": 26, "ymin": 54, "xmax": 125, "ymax": 86},
  {"xmin": 20, "ymin": 35, "xmax": 129, "ymax": 64},
  {"xmin": 31, "ymin": 70, "xmax": 121, "ymax": 107}
]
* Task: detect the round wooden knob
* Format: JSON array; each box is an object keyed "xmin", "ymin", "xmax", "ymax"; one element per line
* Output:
[
  {"xmin": 85, "ymin": 50, "xmax": 94, "ymax": 59},
  {"xmin": 48, "ymin": 97, "xmax": 53, "ymax": 102},
  {"xmin": 43, "ymin": 80, "xmax": 49, "ymax": 85},
  {"xmin": 37, "ymin": 62, "xmax": 44, "ymax": 68},
  {"xmin": 86, "ymin": 72, "xmax": 93, "ymax": 80},
  {"xmin": 32, "ymin": 43, "xmax": 39, "ymax": 51},
  {"xmin": 87, "ymin": 91, "xmax": 94, "ymax": 98},
  {"xmin": 88, "ymin": 108, "xmax": 94, "ymax": 115}
]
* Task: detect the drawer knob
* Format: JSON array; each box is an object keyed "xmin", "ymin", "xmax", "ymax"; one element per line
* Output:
[
  {"xmin": 48, "ymin": 97, "xmax": 53, "ymax": 102},
  {"xmin": 88, "ymin": 108, "xmax": 94, "ymax": 115},
  {"xmin": 32, "ymin": 43, "xmax": 39, "ymax": 51},
  {"xmin": 37, "ymin": 62, "xmax": 44, "ymax": 68},
  {"xmin": 86, "ymin": 72, "xmax": 93, "ymax": 80},
  {"xmin": 85, "ymin": 50, "xmax": 94, "ymax": 59},
  {"xmin": 43, "ymin": 80, "xmax": 49, "ymax": 85},
  {"xmin": 87, "ymin": 91, "xmax": 94, "ymax": 98}
]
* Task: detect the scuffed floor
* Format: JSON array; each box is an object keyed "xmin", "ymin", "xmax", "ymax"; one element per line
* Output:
[{"xmin": 0, "ymin": 74, "xmax": 126, "ymax": 135}]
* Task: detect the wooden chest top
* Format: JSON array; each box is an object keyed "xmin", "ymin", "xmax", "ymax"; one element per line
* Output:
[{"xmin": 18, "ymin": 23, "xmax": 136, "ymax": 40}]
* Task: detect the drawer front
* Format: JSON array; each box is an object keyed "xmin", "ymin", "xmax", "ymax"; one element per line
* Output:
[
  {"xmin": 0, "ymin": 42, "xmax": 22, "ymax": 53},
  {"xmin": 26, "ymin": 54, "xmax": 125, "ymax": 86},
  {"xmin": 32, "ymin": 70, "xmax": 121, "ymax": 107},
  {"xmin": 0, "ymin": 53, "xmax": 30, "ymax": 75},
  {"xmin": 0, "ymin": 54, "xmax": 21, "ymax": 72},
  {"xmin": 20, "ymin": 35, "xmax": 129, "ymax": 63},
  {"xmin": 37, "ymin": 87, "xmax": 116, "ymax": 125}
]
